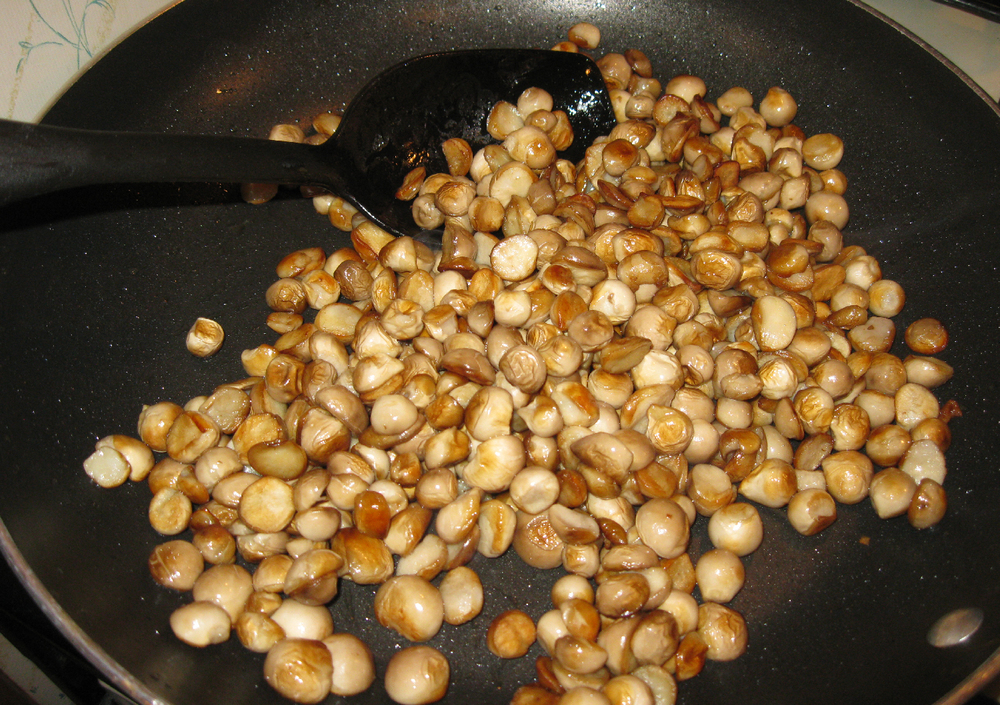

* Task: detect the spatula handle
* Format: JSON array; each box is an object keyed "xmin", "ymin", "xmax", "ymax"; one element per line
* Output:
[{"xmin": 0, "ymin": 119, "xmax": 345, "ymax": 206}]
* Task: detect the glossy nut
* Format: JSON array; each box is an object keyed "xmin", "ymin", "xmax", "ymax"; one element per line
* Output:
[
  {"xmin": 374, "ymin": 575, "xmax": 444, "ymax": 642},
  {"xmin": 697, "ymin": 603, "xmax": 748, "ymax": 662},
  {"xmin": 900, "ymin": 439, "xmax": 948, "ymax": 486},
  {"xmin": 500, "ymin": 344, "xmax": 549, "ymax": 394},
  {"xmin": 139, "ymin": 402, "xmax": 184, "ymax": 452},
  {"xmin": 787, "ymin": 488, "xmax": 838, "ymax": 535},
  {"xmin": 384, "ymin": 646, "xmax": 450, "ymax": 705},
  {"xmin": 235, "ymin": 611, "xmax": 284, "ymax": 653},
  {"xmin": 165, "ymin": 410, "xmax": 221, "ymax": 464},
  {"xmin": 630, "ymin": 611, "xmax": 680, "ymax": 667},
  {"xmin": 477, "ymin": 498, "xmax": 517, "ymax": 558},
  {"xmin": 263, "ymin": 638, "xmax": 333, "ymax": 705},
  {"xmin": 908, "ymin": 478, "xmax": 947, "ymax": 529},
  {"xmin": 283, "ymin": 549, "xmax": 342, "ymax": 606},
  {"xmin": 247, "ymin": 440, "xmax": 308, "ymax": 481},
  {"xmin": 323, "ymin": 633, "xmax": 376, "ymax": 696},
  {"xmin": 239, "ymin": 476, "xmax": 295, "ymax": 533},
  {"xmin": 595, "ymin": 572, "xmax": 651, "ymax": 619},
  {"xmin": 705, "ymin": 502, "xmax": 763, "ymax": 556},
  {"xmin": 169, "ymin": 601, "xmax": 231, "ymax": 647},
  {"xmin": 738, "ymin": 459, "xmax": 797, "ymax": 508},
  {"xmin": 553, "ymin": 634, "xmax": 608, "ymax": 675},
  {"xmin": 634, "ymin": 498, "xmax": 689, "ymax": 559},
  {"xmin": 695, "ymin": 549, "xmax": 745, "ymax": 603},
  {"xmin": 83, "ymin": 446, "xmax": 131, "ymax": 488},
  {"xmin": 751, "ymin": 296, "xmax": 796, "ymax": 352},
  {"xmin": 439, "ymin": 566, "xmax": 484, "ymax": 626},
  {"xmin": 513, "ymin": 510, "xmax": 565, "ymax": 569},
  {"xmin": 149, "ymin": 540, "xmax": 204, "ymax": 591},
  {"xmin": 192, "ymin": 564, "xmax": 254, "ymax": 623}
]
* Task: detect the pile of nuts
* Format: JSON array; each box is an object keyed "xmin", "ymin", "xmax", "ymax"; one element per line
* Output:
[{"xmin": 83, "ymin": 22, "xmax": 957, "ymax": 705}]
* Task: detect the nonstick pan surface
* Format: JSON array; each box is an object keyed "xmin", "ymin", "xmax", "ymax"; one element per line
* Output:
[{"xmin": 1, "ymin": 1, "xmax": 999, "ymax": 704}]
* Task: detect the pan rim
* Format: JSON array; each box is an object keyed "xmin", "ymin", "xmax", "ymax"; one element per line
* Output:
[
  {"xmin": 848, "ymin": 0, "xmax": 1000, "ymax": 116},
  {"xmin": 0, "ymin": 518, "xmax": 161, "ymax": 705}
]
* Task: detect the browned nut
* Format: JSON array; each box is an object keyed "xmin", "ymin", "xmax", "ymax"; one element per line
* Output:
[
  {"xmin": 488, "ymin": 609, "xmax": 537, "ymax": 659},
  {"xmin": 263, "ymin": 638, "xmax": 333, "ymax": 704},
  {"xmin": 908, "ymin": 478, "xmax": 947, "ymax": 529},
  {"xmin": 595, "ymin": 572, "xmax": 651, "ymax": 619},
  {"xmin": 512, "ymin": 510, "xmax": 565, "ymax": 569},
  {"xmin": 697, "ymin": 602, "xmax": 748, "ymax": 661},
  {"xmin": 786, "ymin": 488, "xmax": 838, "ymax": 536},
  {"xmin": 671, "ymin": 631, "xmax": 708, "ymax": 681},
  {"xmin": 283, "ymin": 549, "xmax": 343, "ymax": 606},
  {"xmin": 138, "ymin": 401, "xmax": 184, "ymax": 452},
  {"xmin": 634, "ymin": 498, "xmax": 689, "ymax": 559},
  {"xmin": 904, "ymin": 318, "xmax": 948, "ymax": 354},
  {"xmin": 149, "ymin": 540, "xmax": 204, "ymax": 591},
  {"xmin": 186, "ymin": 317, "xmax": 225, "ymax": 357}
]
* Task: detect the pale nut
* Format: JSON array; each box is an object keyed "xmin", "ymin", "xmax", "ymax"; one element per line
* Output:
[
  {"xmin": 384, "ymin": 646, "xmax": 450, "ymax": 705},
  {"xmin": 374, "ymin": 575, "xmax": 445, "ymax": 642}
]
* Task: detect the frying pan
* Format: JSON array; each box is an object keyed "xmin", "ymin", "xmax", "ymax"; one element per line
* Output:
[{"xmin": 1, "ymin": 0, "xmax": 998, "ymax": 704}]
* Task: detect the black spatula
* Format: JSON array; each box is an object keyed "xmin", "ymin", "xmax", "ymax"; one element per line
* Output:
[{"xmin": 0, "ymin": 49, "xmax": 616, "ymax": 237}]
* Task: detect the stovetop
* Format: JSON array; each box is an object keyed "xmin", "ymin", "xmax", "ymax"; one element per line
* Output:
[{"xmin": 0, "ymin": 556, "xmax": 134, "ymax": 705}]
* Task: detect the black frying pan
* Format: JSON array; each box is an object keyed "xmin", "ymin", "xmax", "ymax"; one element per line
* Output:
[{"xmin": 1, "ymin": 1, "xmax": 999, "ymax": 704}]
